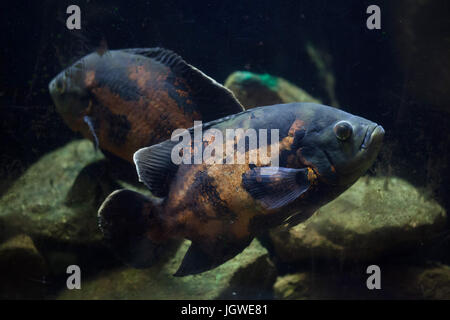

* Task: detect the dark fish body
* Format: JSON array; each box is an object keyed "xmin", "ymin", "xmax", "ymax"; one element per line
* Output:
[
  {"xmin": 99, "ymin": 102, "xmax": 385, "ymax": 276},
  {"xmin": 49, "ymin": 48, "xmax": 244, "ymax": 163}
]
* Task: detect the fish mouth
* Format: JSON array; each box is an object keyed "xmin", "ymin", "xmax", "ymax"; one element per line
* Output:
[{"xmin": 360, "ymin": 125, "xmax": 385, "ymax": 150}]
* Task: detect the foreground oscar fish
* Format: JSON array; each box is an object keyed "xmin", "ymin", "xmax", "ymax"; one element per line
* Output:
[
  {"xmin": 48, "ymin": 48, "xmax": 244, "ymax": 163},
  {"xmin": 98, "ymin": 102, "xmax": 384, "ymax": 276}
]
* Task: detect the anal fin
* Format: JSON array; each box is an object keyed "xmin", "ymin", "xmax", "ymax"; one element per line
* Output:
[{"xmin": 174, "ymin": 237, "xmax": 253, "ymax": 277}]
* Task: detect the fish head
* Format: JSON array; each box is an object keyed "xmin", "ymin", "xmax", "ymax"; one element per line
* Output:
[
  {"xmin": 48, "ymin": 52, "xmax": 103, "ymax": 132},
  {"xmin": 292, "ymin": 103, "xmax": 384, "ymax": 187}
]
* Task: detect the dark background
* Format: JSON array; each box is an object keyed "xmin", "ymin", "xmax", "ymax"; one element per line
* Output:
[{"xmin": 1, "ymin": 0, "xmax": 449, "ymax": 226}]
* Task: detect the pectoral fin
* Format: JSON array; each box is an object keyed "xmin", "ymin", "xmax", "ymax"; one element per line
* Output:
[
  {"xmin": 133, "ymin": 139, "xmax": 180, "ymax": 197},
  {"xmin": 83, "ymin": 115, "xmax": 99, "ymax": 150},
  {"xmin": 242, "ymin": 167, "xmax": 310, "ymax": 210}
]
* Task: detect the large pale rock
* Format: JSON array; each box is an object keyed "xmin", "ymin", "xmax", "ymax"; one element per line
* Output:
[
  {"xmin": 0, "ymin": 140, "xmax": 110, "ymax": 245},
  {"xmin": 224, "ymin": 71, "xmax": 320, "ymax": 109},
  {"xmin": 270, "ymin": 176, "xmax": 446, "ymax": 264},
  {"xmin": 57, "ymin": 239, "xmax": 277, "ymax": 300}
]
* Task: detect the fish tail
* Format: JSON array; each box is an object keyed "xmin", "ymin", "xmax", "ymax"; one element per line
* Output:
[{"xmin": 98, "ymin": 189, "xmax": 170, "ymax": 268}]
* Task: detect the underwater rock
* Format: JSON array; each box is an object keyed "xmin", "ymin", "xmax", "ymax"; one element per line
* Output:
[
  {"xmin": 224, "ymin": 71, "xmax": 320, "ymax": 109},
  {"xmin": 0, "ymin": 140, "xmax": 112, "ymax": 246},
  {"xmin": 274, "ymin": 272, "xmax": 327, "ymax": 300},
  {"xmin": 0, "ymin": 234, "xmax": 48, "ymax": 299},
  {"xmin": 57, "ymin": 239, "xmax": 276, "ymax": 300},
  {"xmin": 218, "ymin": 254, "xmax": 277, "ymax": 299},
  {"xmin": 269, "ymin": 176, "xmax": 446, "ymax": 264},
  {"xmin": 274, "ymin": 263, "xmax": 450, "ymax": 300},
  {"xmin": 273, "ymin": 267, "xmax": 381, "ymax": 299},
  {"xmin": 384, "ymin": 263, "xmax": 450, "ymax": 299},
  {"xmin": 305, "ymin": 42, "xmax": 339, "ymax": 107}
]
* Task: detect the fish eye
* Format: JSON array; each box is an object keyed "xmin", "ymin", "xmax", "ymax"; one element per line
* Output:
[
  {"xmin": 56, "ymin": 78, "xmax": 65, "ymax": 93},
  {"xmin": 334, "ymin": 121, "xmax": 353, "ymax": 141}
]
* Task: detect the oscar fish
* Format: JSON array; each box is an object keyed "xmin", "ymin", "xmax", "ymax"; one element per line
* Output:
[
  {"xmin": 98, "ymin": 102, "xmax": 385, "ymax": 276},
  {"xmin": 48, "ymin": 48, "xmax": 244, "ymax": 163}
]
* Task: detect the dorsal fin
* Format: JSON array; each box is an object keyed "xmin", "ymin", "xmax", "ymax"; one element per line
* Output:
[{"xmin": 120, "ymin": 47, "xmax": 245, "ymax": 120}]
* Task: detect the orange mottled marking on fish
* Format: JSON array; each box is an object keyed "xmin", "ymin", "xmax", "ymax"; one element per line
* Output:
[
  {"xmin": 90, "ymin": 82, "xmax": 200, "ymax": 163},
  {"xmin": 297, "ymin": 148, "xmax": 319, "ymax": 175},
  {"xmin": 288, "ymin": 119, "xmax": 305, "ymax": 136},
  {"xmin": 128, "ymin": 65, "xmax": 152, "ymax": 91},
  {"xmin": 156, "ymin": 72, "xmax": 169, "ymax": 83},
  {"xmin": 278, "ymin": 119, "xmax": 305, "ymax": 151},
  {"xmin": 165, "ymin": 162, "xmax": 259, "ymax": 242},
  {"xmin": 279, "ymin": 135, "xmax": 294, "ymax": 151},
  {"xmin": 307, "ymin": 167, "xmax": 318, "ymax": 184},
  {"xmin": 265, "ymin": 120, "xmax": 303, "ymax": 154},
  {"xmin": 166, "ymin": 165, "xmax": 208, "ymax": 212},
  {"xmin": 206, "ymin": 164, "xmax": 263, "ymax": 239},
  {"xmin": 84, "ymin": 71, "xmax": 96, "ymax": 88},
  {"xmin": 176, "ymin": 89, "xmax": 189, "ymax": 98}
]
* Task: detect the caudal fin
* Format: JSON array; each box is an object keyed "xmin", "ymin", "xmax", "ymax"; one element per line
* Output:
[{"xmin": 98, "ymin": 189, "xmax": 168, "ymax": 268}]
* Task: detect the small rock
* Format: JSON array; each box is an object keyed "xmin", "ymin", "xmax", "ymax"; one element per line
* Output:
[
  {"xmin": 219, "ymin": 255, "xmax": 277, "ymax": 299},
  {"xmin": 57, "ymin": 239, "xmax": 276, "ymax": 300},
  {"xmin": 0, "ymin": 234, "xmax": 48, "ymax": 299},
  {"xmin": 273, "ymin": 268, "xmax": 374, "ymax": 299},
  {"xmin": 274, "ymin": 263, "xmax": 450, "ymax": 300},
  {"xmin": 270, "ymin": 176, "xmax": 446, "ymax": 264},
  {"xmin": 224, "ymin": 71, "xmax": 321, "ymax": 109},
  {"xmin": 385, "ymin": 263, "xmax": 450, "ymax": 299},
  {"xmin": 274, "ymin": 273, "xmax": 319, "ymax": 300}
]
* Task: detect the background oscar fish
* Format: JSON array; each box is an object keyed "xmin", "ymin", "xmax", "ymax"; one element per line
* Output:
[
  {"xmin": 48, "ymin": 48, "xmax": 244, "ymax": 163},
  {"xmin": 98, "ymin": 102, "xmax": 384, "ymax": 276}
]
